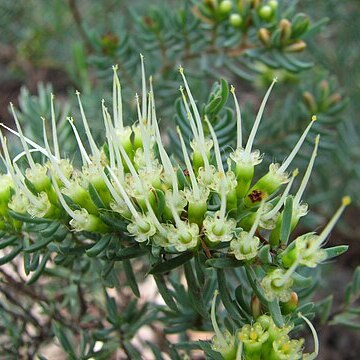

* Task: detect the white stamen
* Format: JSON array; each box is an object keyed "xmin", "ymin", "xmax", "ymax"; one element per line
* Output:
[
  {"xmin": 106, "ymin": 166, "xmax": 141, "ymax": 221},
  {"xmin": 10, "ymin": 103, "xmax": 36, "ymax": 169},
  {"xmin": 75, "ymin": 91, "xmax": 101, "ymax": 161},
  {"xmin": 205, "ymin": 116, "xmax": 224, "ymax": 173},
  {"xmin": 298, "ymin": 313, "xmax": 319, "ymax": 357},
  {"xmin": 51, "ymin": 176, "xmax": 79, "ymax": 220},
  {"xmin": 278, "ymin": 116, "xmax": 317, "ymax": 173},
  {"xmin": 248, "ymin": 201, "xmax": 264, "ymax": 239},
  {"xmin": 167, "ymin": 193, "xmax": 186, "ymax": 231},
  {"xmin": 211, "ymin": 290, "xmax": 228, "ymax": 348},
  {"xmin": 276, "ymin": 258, "xmax": 301, "ymax": 287},
  {"xmin": 177, "ymin": 127, "xmax": 200, "ymax": 197},
  {"xmin": 0, "ymin": 123, "xmax": 47, "ymax": 157},
  {"xmin": 67, "ymin": 117, "xmax": 91, "ymax": 165},
  {"xmin": 42, "ymin": 117, "xmax": 71, "ymax": 188},
  {"xmin": 151, "ymin": 91, "xmax": 178, "ymax": 195},
  {"xmin": 179, "ymin": 86, "xmax": 199, "ymax": 141},
  {"xmin": 140, "ymin": 54, "xmax": 147, "ymax": 119},
  {"xmin": 112, "ymin": 65, "xmax": 123, "ymax": 130},
  {"xmin": 136, "ymin": 93, "xmax": 152, "ymax": 169},
  {"xmin": 179, "ymin": 66, "xmax": 205, "ymax": 144},
  {"xmin": 50, "ymin": 94, "xmax": 60, "ymax": 159},
  {"xmin": 316, "ymin": 196, "xmax": 350, "ymax": 246},
  {"xmin": 245, "ymin": 79, "xmax": 277, "ymax": 157},
  {"xmin": 102, "ymin": 100, "xmax": 116, "ymax": 169},
  {"xmin": 294, "ymin": 135, "xmax": 320, "ymax": 206},
  {"xmin": 230, "ymin": 85, "xmax": 243, "ymax": 149},
  {"xmin": 262, "ymin": 169, "xmax": 298, "ymax": 221}
]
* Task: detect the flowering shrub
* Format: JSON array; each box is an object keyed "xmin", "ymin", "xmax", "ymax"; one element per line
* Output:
[{"xmin": 0, "ymin": 56, "xmax": 352, "ymax": 359}]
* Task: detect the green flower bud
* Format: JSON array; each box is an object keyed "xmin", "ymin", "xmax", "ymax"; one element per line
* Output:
[
  {"xmin": 25, "ymin": 164, "xmax": 52, "ymax": 193},
  {"xmin": 279, "ymin": 19, "xmax": 292, "ymax": 42},
  {"xmin": 258, "ymin": 27, "xmax": 271, "ymax": 46},
  {"xmin": 62, "ymin": 181, "xmax": 98, "ymax": 215},
  {"xmin": 0, "ymin": 174, "xmax": 13, "ymax": 216},
  {"xmin": 268, "ymin": 0, "xmax": 278, "ymax": 11},
  {"xmin": 258, "ymin": 5, "xmax": 273, "ymax": 21},
  {"xmin": 281, "ymin": 291, "xmax": 298, "ymax": 315},
  {"xmin": 218, "ymin": 0, "xmax": 232, "ymax": 16},
  {"xmin": 183, "ymin": 186, "xmax": 209, "ymax": 225},
  {"xmin": 230, "ymin": 13, "xmax": 243, "ymax": 28}
]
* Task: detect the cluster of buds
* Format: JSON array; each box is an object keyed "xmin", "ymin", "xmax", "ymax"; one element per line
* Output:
[
  {"xmin": 0, "ymin": 55, "xmax": 349, "ymax": 300},
  {"xmin": 257, "ymin": 10, "xmax": 310, "ymax": 52},
  {"xmin": 211, "ymin": 291, "xmax": 319, "ymax": 359},
  {"xmin": 303, "ymin": 79, "xmax": 345, "ymax": 116}
]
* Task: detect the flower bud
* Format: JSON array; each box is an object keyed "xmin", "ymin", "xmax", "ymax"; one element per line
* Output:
[
  {"xmin": 284, "ymin": 40, "xmax": 306, "ymax": 52},
  {"xmin": 268, "ymin": 0, "xmax": 278, "ymax": 11},
  {"xmin": 302, "ymin": 91, "xmax": 317, "ymax": 112},
  {"xmin": 230, "ymin": 13, "xmax": 243, "ymax": 28},
  {"xmin": 258, "ymin": 28, "xmax": 271, "ymax": 46},
  {"xmin": 279, "ymin": 19, "xmax": 292, "ymax": 42},
  {"xmin": 0, "ymin": 174, "xmax": 13, "ymax": 216},
  {"xmin": 281, "ymin": 291, "xmax": 298, "ymax": 314},
  {"xmin": 258, "ymin": 5, "xmax": 273, "ymax": 21},
  {"xmin": 218, "ymin": 0, "xmax": 232, "ymax": 16}
]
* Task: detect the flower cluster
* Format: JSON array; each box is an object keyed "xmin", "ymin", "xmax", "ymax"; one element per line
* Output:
[
  {"xmin": 211, "ymin": 291, "xmax": 318, "ymax": 360},
  {"xmin": 0, "ymin": 56, "xmax": 349, "ymax": 307}
]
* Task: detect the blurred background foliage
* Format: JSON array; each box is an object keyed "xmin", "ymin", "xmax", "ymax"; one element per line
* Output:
[{"xmin": 0, "ymin": 0, "xmax": 359, "ymax": 358}]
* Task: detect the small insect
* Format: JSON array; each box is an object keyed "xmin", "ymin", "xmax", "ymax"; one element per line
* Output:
[
  {"xmin": 248, "ymin": 189, "xmax": 263, "ymax": 203},
  {"xmin": 183, "ymin": 168, "xmax": 190, "ymax": 176}
]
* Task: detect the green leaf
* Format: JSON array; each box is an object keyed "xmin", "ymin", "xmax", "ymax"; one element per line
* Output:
[
  {"xmin": 316, "ymin": 295, "xmax": 333, "ymax": 324},
  {"xmin": 40, "ymin": 222, "xmax": 61, "ymax": 237},
  {"xmin": 27, "ymin": 253, "xmax": 51, "ymax": 285},
  {"xmin": 115, "ymin": 246, "xmax": 148, "ymax": 260},
  {"xmin": 86, "ymin": 234, "xmax": 112, "ymax": 257},
  {"xmin": 184, "ymin": 261, "xmax": 209, "ymax": 318},
  {"xmin": 123, "ymin": 259, "xmax": 140, "ymax": 297},
  {"xmin": 206, "ymin": 256, "xmax": 244, "ymax": 269},
  {"xmin": 258, "ymin": 245, "xmax": 272, "ymax": 264},
  {"xmin": 0, "ymin": 235, "xmax": 18, "ymax": 249},
  {"xmin": 149, "ymin": 252, "xmax": 193, "ymax": 274},
  {"xmin": 88, "ymin": 183, "xmax": 106, "ymax": 209},
  {"xmin": 99, "ymin": 212, "xmax": 127, "ymax": 232},
  {"xmin": 8, "ymin": 209, "xmax": 52, "ymax": 224},
  {"xmin": 268, "ymin": 299, "xmax": 284, "ymax": 327},
  {"xmin": 154, "ymin": 189, "xmax": 166, "ymax": 218},
  {"xmin": 245, "ymin": 266, "xmax": 268, "ymax": 304},
  {"xmin": 52, "ymin": 323, "xmax": 76, "ymax": 357},
  {"xmin": 280, "ymin": 196, "xmax": 293, "ymax": 245},
  {"xmin": 154, "ymin": 274, "xmax": 179, "ymax": 312},
  {"xmin": 332, "ymin": 312, "xmax": 360, "ymax": 330},
  {"xmin": 217, "ymin": 269, "xmax": 243, "ymax": 323},
  {"xmin": 24, "ymin": 236, "xmax": 53, "ymax": 253},
  {"xmin": 0, "ymin": 244, "xmax": 23, "ymax": 265},
  {"xmin": 324, "ymin": 245, "xmax": 348, "ymax": 260}
]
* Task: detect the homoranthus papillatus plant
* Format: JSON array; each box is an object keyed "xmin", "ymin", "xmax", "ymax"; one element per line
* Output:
[{"xmin": 0, "ymin": 55, "xmax": 353, "ymax": 359}]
